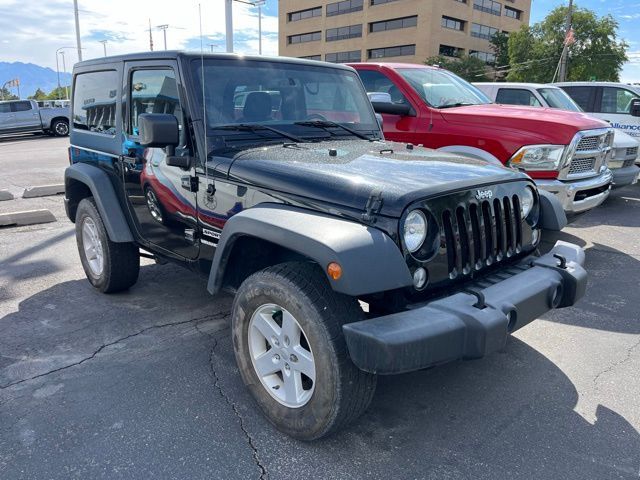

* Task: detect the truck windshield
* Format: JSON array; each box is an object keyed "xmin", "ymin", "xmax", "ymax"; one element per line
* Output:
[
  {"xmin": 190, "ymin": 58, "xmax": 379, "ymax": 141},
  {"xmin": 537, "ymin": 88, "xmax": 582, "ymax": 112},
  {"xmin": 396, "ymin": 68, "xmax": 491, "ymax": 108}
]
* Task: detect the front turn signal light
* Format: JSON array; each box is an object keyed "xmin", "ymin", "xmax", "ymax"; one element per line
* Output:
[{"xmin": 327, "ymin": 262, "xmax": 342, "ymax": 281}]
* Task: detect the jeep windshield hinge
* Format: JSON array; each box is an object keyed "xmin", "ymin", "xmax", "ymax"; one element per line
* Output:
[
  {"xmin": 362, "ymin": 189, "xmax": 383, "ymax": 224},
  {"xmin": 181, "ymin": 175, "xmax": 199, "ymax": 192}
]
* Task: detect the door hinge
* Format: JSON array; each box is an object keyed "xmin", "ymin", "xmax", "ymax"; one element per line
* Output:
[
  {"xmin": 362, "ymin": 189, "xmax": 383, "ymax": 224},
  {"xmin": 181, "ymin": 176, "xmax": 199, "ymax": 192},
  {"xmin": 184, "ymin": 228, "xmax": 196, "ymax": 244}
]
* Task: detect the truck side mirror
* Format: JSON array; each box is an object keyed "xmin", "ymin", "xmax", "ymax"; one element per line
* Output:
[
  {"xmin": 367, "ymin": 91, "xmax": 414, "ymax": 116},
  {"xmin": 630, "ymin": 99, "xmax": 640, "ymax": 117},
  {"xmin": 138, "ymin": 113, "xmax": 179, "ymax": 151}
]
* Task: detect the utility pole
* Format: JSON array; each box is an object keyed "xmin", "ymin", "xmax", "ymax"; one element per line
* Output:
[
  {"xmin": 99, "ymin": 39, "xmax": 108, "ymax": 57},
  {"xmin": 225, "ymin": 0, "xmax": 233, "ymax": 53},
  {"xmin": 148, "ymin": 19, "xmax": 154, "ymax": 51},
  {"xmin": 157, "ymin": 24, "xmax": 169, "ymax": 50},
  {"xmin": 73, "ymin": 0, "xmax": 83, "ymax": 61},
  {"xmin": 255, "ymin": 0, "xmax": 265, "ymax": 55},
  {"xmin": 557, "ymin": 0, "xmax": 574, "ymax": 82}
]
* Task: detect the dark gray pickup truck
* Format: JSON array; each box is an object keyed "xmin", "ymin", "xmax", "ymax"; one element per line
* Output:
[{"xmin": 0, "ymin": 99, "xmax": 70, "ymax": 136}]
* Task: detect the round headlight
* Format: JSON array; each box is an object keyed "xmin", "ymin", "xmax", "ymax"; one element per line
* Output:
[
  {"xmin": 404, "ymin": 210, "xmax": 427, "ymax": 253},
  {"xmin": 520, "ymin": 186, "xmax": 535, "ymax": 218}
]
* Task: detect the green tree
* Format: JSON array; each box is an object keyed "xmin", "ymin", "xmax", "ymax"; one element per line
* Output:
[
  {"xmin": 507, "ymin": 6, "xmax": 628, "ymax": 82},
  {"xmin": 45, "ymin": 86, "xmax": 70, "ymax": 100},
  {"xmin": 490, "ymin": 32, "xmax": 510, "ymax": 72},
  {"xmin": 0, "ymin": 87, "xmax": 18, "ymax": 101},
  {"xmin": 424, "ymin": 55, "xmax": 491, "ymax": 82},
  {"xmin": 28, "ymin": 88, "xmax": 47, "ymax": 100}
]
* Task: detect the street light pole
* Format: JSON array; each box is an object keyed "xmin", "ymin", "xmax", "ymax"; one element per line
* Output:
[
  {"xmin": 73, "ymin": 0, "xmax": 83, "ymax": 61},
  {"xmin": 59, "ymin": 51, "xmax": 69, "ymax": 100},
  {"xmin": 255, "ymin": 0, "xmax": 265, "ymax": 55},
  {"xmin": 157, "ymin": 25, "xmax": 169, "ymax": 50},
  {"xmin": 225, "ymin": 0, "xmax": 233, "ymax": 53},
  {"xmin": 99, "ymin": 40, "xmax": 108, "ymax": 57},
  {"xmin": 55, "ymin": 46, "xmax": 75, "ymax": 100}
]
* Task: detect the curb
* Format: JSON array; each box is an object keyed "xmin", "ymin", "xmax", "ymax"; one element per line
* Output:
[
  {"xmin": 0, "ymin": 209, "xmax": 57, "ymax": 228},
  {"xmin": 22, "ymin": 184, "xmax": 65, "ymax": 198},
  {"xmin": 0, "ymin": 190, "xmax": 14, "ymax": 201}
]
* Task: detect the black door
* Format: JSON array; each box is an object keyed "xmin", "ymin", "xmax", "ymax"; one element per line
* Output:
[{"xmin": 120, "ymin": 61, "xmax": 199, "ymax": 259}]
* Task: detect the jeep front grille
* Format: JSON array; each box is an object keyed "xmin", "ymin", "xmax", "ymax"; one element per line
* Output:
[
  {"xmin": 568, "ymin": 157, "xmax": 596, "ymax": 175},
  {"xmin": 441, "ymin": 195, "xmax": 522, "ymax": 279}
]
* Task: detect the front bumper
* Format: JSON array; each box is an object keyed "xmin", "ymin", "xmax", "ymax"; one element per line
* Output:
[
  {"xmin": 609, "ymin": 164, "xmax": 640, "ymax": 188},
  {"xmin": 535, "ymin": 169, "xmax": 612, "ymax": 213},
  {"xmin": 343, "ymin": 241, "xmax": 587, "ymax": 375}
]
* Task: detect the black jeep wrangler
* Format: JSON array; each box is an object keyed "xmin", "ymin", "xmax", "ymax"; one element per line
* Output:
[{"xmin": 65, "ymin": 52, "xmax": 586, "ymax": 440}]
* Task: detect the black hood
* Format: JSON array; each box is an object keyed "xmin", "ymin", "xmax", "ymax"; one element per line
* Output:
[{"xmin": 214, "ymin": 140, "xmax": 528, "ymax": 217}]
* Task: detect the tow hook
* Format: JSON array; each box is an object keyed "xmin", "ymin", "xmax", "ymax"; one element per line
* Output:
[{"xmin": 553, "ymin": 253, "xmax": 567, "ymax": 269}]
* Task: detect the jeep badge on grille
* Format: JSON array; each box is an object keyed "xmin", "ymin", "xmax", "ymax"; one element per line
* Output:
[{"xmin": 475, "ymin": 189, "xmax": 493, "ymax": 200}]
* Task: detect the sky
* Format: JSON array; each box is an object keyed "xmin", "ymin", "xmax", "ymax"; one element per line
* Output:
[{"xmin": 0, "ymin": 0, "xmax": 638, "ymax": 81}]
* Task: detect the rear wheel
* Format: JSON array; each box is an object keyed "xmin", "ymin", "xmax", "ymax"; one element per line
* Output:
[
  {"xmin": 232, "ymin": 262, "xmax": 377, "ymax": 440},
  {"xmin": 75, "ymin": 198, "xmax": 140, "ymax": 293},
  {"xmin": 51, "ymin": 119, "xmax": 69, "ymax": 137}
]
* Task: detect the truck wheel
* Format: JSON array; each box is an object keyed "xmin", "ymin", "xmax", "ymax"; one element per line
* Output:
[
  {"xmin": 231, "ymin": 262, "xmax": 377, "ymax": 440},
  {"xmin": 75, "ymin": 198, "xmax": 140, "ymax": 293},
  {"xmin": 51, "ymin": 119, "xmax": 69, "ymax": 137}
]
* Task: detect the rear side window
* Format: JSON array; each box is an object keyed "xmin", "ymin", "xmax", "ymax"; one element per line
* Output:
[
  {"xmin": 561, "ymin": 86, "xmax": 593, "ymax": 111},
  {"xmin": 11, "ymin": 101, "xmax": 32, "ymax": 112},
  {"xmin": 72, "ymin": 70, "xmax": 118, "ymax": 135},
  {"xmin": 601, "ymin": 87, "xmax": 638, "ymax": 114},
  {"xmin": 496, "ymin": 88, "xmax": 541, "ymax": 107}
]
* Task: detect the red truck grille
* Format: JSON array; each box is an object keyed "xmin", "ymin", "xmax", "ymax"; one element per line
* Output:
[{"xmin": 441, "ymin": 195, "xmax": 523, "ymax": 279}]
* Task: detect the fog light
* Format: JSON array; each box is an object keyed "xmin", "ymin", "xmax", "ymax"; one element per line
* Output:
[{"xmin": 413, "ymin": 267, "xmax": 427, "ymax": 289}]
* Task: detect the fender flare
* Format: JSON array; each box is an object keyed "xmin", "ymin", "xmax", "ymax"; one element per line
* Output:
[
  {"xmin": 64, "ymin": 163, "xmax": 134, "ymax": 243},
  {"xmin": 437, "ymin": 146, "xmax": 503, "ymax": 165},
  {"xmin": 537, "ymin": 189, "xmax": 568, "ymax": 231},
  {"xmin": 207, "ymin": 204, "xmax": 413, "ymax": 297}
]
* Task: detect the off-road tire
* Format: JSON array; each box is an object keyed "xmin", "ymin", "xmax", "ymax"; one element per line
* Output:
[
  {"xmin": 51, "ymin": 118, "xmax": 69, "ymax": 137},
  {"xmin": 232, "ymin": 261, "xmax": 377, "ymax": 440},
  {"xmin": 75, "ymin": 197, "xmax": 140, "ymax": 293}
]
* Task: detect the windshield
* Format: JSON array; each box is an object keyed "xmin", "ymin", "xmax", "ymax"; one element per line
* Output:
[
  {"xmin": 190, "ymin": 59, "xmax": 379, "ymax": 142},
  {"xmin": 537, "ymin": 88, "xmax": 582, "ymax": 112},
  {"xmin": 397, "ymin": 68, "xmax": 491, "ymax": 108}
]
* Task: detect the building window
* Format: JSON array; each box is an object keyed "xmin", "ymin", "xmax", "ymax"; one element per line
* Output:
[
  {"xmin": 441, "ymin": 16, "xmax": 465, "ymax": 31},
  {"xmin": 326, "ymin": 24, "xmax": 363, "ymax": 41},
  {"xmin": 326, "ymin": 50, "xmax": 362, "ymax": 63},
  {"xmin": 470, "ymin": 50, "xmax": 496, "ymax": 64},
  {"xmin": 371, "ymin": 0, "xmax": 401, "ymax": 5},
  {"xmin": 439, "ymin": 44, "xmax": 464, "ymax": 57},
  {"xmin": 453, "ymin": 0, "xmax": 467, "ymax": 3},
  {"xmin": 370, "ymin": 16, "xmax": 417, "ymax": 33},
  {"xmin": 368, "ymin": 44, "xmax": 416, "ymax": 59},
  {"xmin": 299, "ymin": 55, "xmax": 322, "ymax": 60},
  {"xmin": 326, "ymin": 0, "xmax": 363, "ymax": 16},
  {"xmin": 504, "ymin": 6, "xmax": 522, "ymax": 19},
  {"xmin": 473, "ymin": 0, "xmax": 502, "ymax": 16},
  {"xmin": 288, "ymin": 31, "xmax": 322, "ymax": 44},
  {"xmin": 471, "ymin": 23, "xmax": 498, "ymax": 40},
  {"xmin": 288, "ymin": 6, "xmax": 322, "ymax": 22}
]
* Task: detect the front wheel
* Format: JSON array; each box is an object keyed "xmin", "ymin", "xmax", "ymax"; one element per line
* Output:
[
  {"xmin": 75, "ymin": 198, "xmax": 140, "ymax": 293},
  {"xmin": 231, "ymin": 262, "xmax": 377, "ymax": 440}
]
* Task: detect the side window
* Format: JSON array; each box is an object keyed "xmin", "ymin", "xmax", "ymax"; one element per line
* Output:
[
  {"xmin": 11, "ymin": 101, "xmax": 33, "ymax": 112},
  {"xmin": 496, "ymin": 88, "xmax": 541, "ymax": 107},
  {"xmin": 130, "ymin": 69, "xmax": 182, "ymax": 135},
  {"xmin": 561, "ymin": 86, "xmax": 593, "ymax": 111},
  {"xmin": 0, "ymin": 103, "xmax": 10, "ymax": 114},
  {"xmin": 601, "ymin": 87, "xmax": 638, "ymax": 114},
  {"xmin": 357, "ymin": 70, "xmax": 410, "ymax": 105},
  {"xmin": 73, "ymin": 70, "xmax": 118, "ymax": 134}
]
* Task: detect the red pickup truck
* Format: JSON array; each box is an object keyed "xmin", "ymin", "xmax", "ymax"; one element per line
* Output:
[{"xmin": 350, "ymin": 63, "xmax": 613, "ymax": 213}]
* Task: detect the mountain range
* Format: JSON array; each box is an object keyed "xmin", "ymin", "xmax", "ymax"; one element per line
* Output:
[{"xmin": 0, "ymin": 62, "xmax": 72, "ymax": 98}]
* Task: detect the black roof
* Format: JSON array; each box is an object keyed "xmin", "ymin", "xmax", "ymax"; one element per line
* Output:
[{"xmin": 74, "ymin": 50, "xmax": 354, "ymax": 72}]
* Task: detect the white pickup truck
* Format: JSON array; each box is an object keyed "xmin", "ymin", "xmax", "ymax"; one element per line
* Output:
[{"xmin": 0, "ymin": 99, "xmax": 70, "ymax": 137}]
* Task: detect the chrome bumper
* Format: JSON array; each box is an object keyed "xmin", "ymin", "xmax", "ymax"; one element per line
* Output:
[
  {"xmin": 609, "ymin": 164, "xmax": 640, "ymax": 188},
  {"xmin": 535, "ymin": 169, "xmax": 613, "ymax": 213}
]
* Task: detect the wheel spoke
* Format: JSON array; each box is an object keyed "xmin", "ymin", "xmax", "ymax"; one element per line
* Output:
[
  {"xmin": 252, "ymin": 312, "xmax": 281, "ymax": 343},
  {"xmin": 292, "ymin": 346, "xmax": 315, "ymax": 381},
  {"xmin": 281, "ymin": 310, "xmax": 301, "ymax": 347},
  {"xmin": 253, "ymin": 350, "xmax": 281, "ymax": 377},
  {"xmin": 283, "ymin": 370, "xmax": 303, "ymax": 405}
]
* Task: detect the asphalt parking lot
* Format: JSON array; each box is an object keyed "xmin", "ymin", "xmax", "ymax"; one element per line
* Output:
[{"xmin": 1, "ymin": 135, "xmax": 639, "ymax": 479}]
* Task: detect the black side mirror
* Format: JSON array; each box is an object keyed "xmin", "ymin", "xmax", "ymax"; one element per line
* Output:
[
  {"xmin": 138, "ymin": 113, "xmax": 179, "ymax": 150},
  {"xmin": 630, "ymin": 99, "xmax": 640, "ymax": 117},
  {"xmin": 371, "ymin": 101, "xmax": 413, "ymax": 116}
]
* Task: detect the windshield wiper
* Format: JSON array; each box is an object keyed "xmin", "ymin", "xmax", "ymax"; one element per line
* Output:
[
  {"xmin": 294, "ymin": 120, "xmax": 373, "ymax": 141},
  {"xmin": 214, "ymin": 123, "xmax": 303, "ymax": 143},
  {"xmin": 437, "ymin": 102, "xmax": 476, "ymax": 109}
]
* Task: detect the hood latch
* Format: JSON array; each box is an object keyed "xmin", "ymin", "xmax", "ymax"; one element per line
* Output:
[{"xmin": 362, "ymin": 189, "xmax": 383, "ymax": 224}]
